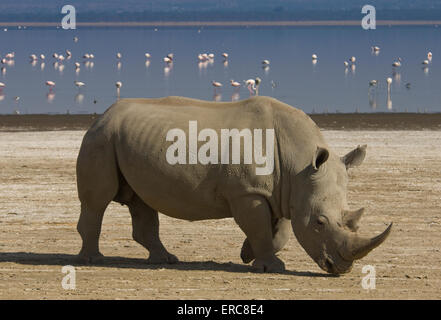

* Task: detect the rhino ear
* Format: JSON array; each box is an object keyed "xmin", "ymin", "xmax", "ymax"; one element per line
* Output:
[
  {"xmin": 312, "ymin": 147, "xmax": 329, "ymax": 170},
  {"xmin": 341, "ymin": 145, "xmax": 367, "ymax": 169},
  {"xmin": 342, "ymin": 208, "xmax": 364, "ymax": 232}
]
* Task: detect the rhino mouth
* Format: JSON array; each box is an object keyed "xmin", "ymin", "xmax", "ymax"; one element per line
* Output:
[{"xmin": 322, "ymin": 252, "xmax": 353, "ymax": 275}]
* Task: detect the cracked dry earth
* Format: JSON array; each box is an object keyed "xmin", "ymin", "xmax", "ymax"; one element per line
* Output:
[{"xmin": 0, "ymin": 130, "xmax": 440, "ymax": 299}]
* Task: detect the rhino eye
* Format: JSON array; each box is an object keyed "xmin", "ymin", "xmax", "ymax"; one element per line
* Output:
[{"xmin": 317, "ymin": 215, "xmax": 328, "ymax": 226}]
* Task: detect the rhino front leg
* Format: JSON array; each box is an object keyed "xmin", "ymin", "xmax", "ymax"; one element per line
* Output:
[
  {"xmin": 128, "ymin": 194, "xmax": 178, "ymax": 264},
  {"xmin": 231, "ymin": 195, "xmax": 285, "ymax": 273},
  {"xmin": 241, "ymin": 218, "xmax": 291, "ymax": 264}
]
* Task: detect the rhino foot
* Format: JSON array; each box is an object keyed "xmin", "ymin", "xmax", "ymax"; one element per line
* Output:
[
  {"xmin": 76, "ymin": 251, "xmax": 105, "ymax": 264},
  {"xmin": 252, "ymin": 256, "xmax": 285, "ymax": 273},
  {"xmin": 147, "ymin": 252, "xmax": 179, "ymax": 264}
]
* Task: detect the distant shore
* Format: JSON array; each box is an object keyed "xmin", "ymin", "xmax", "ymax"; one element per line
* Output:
[
  {"xmin": 1, "ymin": 20, "xmax": 441, "ymax": 27},
  {"xmin": 1, "ymin": 113, "xmax": 441, "ymax": 131}
]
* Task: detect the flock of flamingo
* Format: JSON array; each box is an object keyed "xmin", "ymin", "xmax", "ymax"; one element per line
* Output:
[{"xmin": 0, "ymin": 35, "xmax": 435, "ymax": 113}]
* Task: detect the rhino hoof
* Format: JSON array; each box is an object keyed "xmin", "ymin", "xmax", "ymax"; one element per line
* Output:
[
  {"xmin": 147, "ymin": 252, "xmax": 179, "ymax": 264},
  {"xmin": 76, "ymin": 252, "xmax": 104, "ymax": 264},
  {"xmin": 252, "ymin": 256, "xmax": 285, "ymax": 273}
]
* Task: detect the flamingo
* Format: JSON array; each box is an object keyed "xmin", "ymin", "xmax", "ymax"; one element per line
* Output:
[
  {"xmin": 222, "ymin": 53, "xmax": 229, "ymax": 60},
  {"xmin": 350, "ymin": 56, "xmax": 356, "ymax": 63},
  {"xmin": 386, "ymin": 77, "xmax": 392, "ymax": 93},
  {"xmin": 230, "ymin": 80, "xmax": 241, "ymax": 90},
  {"xmin": 115, "ymin": 81, "xmax": 122, "ymax": 98},
  {"xmin": 46, "ymin": 80, "xmax": 56, "ymax": 92},
  {"xmin": 14, "ymin": 96, "xmax": 20, "ymax": 110},
  {"xmin": 427, "ymin": 52, "xmax": 432, "ymax": 61},
  {"xmin": 244, "ymin": 77, "xmax": 261, "ymax": 96},
  {"xmin": 167, "ymin": 53, "xmax": 174, "ymax": 60},
  {"xmin": 422, "ymin": 60, "xmax": 429, "ymax": 65},
  {"xmin": 386, "ymin": 78, "xmax": 393, "ymax": 110},
  {"xmin": 244, "ymin": 79, "xmax": 255, "ymax": 95},
  {"xmin": 74, "ymin": 81, "xmax": 85, "ymax": 91},
  {"xmin": 212, "ymin": 81, "xmax": 222, "ymax": 93},
  {"xmin": 116, "ymin": 52, "xmax": 122, "ymax": 59},
  {"xmin": 312, "ymin": 54, "xmax": 318, "ymax": 60},
  {"xmin": 369, "ymin": 80, "xmax": 378, "ymax": 87},
  {"xmin": 262, "ymin": 59, "xmax": 270, "ymax": 66},
  {"xmin": 0, "ymin": 82, "xmax": 5, "ymax": 91},
  {"xmin": 392, "ymin": 58, "xmax": 402, "ymax": 67},
  {"xmin": 254, "ymin": 77, "xmax": 262, "ymax": 96},
  {"xmin": 145, "ymin": 53, "xmax": 151, "ymax": 59}
]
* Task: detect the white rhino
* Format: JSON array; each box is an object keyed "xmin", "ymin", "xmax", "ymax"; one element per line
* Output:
[{"xmin": 76, "ymin": 96, "xmax": 392, "ymax": 274}]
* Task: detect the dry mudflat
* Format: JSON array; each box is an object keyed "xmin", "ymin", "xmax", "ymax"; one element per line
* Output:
[{"xmin": 0, "ymin": 129, "xmax": 440, "ymax": 299}]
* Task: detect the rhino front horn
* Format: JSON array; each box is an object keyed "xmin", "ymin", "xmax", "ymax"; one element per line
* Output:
[{"xmin": 341, "ymin": 223, "xmax": 393, "ymax": 260}]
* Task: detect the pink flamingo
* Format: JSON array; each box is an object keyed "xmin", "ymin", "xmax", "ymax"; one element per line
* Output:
[{"xmin": 46, "ymin": 80, "xmax": 56, "ymax": 92}]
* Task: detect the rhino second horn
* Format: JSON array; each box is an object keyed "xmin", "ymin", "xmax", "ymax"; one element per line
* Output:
[{"xmin": 340, "ymin": 223, "xmax": 393, "ymax": 260}]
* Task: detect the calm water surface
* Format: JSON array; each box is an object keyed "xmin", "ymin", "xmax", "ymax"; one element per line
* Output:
[{"xmin": 0, "ymin": 26, "xmax": 440, "ymax": 114}]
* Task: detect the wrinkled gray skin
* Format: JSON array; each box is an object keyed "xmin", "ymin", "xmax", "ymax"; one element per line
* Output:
[{"xmin": 76, "ymin": 96, "xmax": 392, "ymax": 274}]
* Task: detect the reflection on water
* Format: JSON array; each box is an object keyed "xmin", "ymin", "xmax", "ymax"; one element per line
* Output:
[
  {"xmin": 0, "ymin": 26, "xmax": 440, "ymax": 114},
  {"xmin": 368, "ymin": 87, "xmax": 378, "ymax": 110},
  {"xmin": 387, "ymin": 86, "xmax": 393, "ymax": 110},
  {"xmin": 75, "ymin": 93, "xmax": 85, "ymax": 104},
  {"xmin": 231, "ymin": 92, "xmax": 240, "ymax": 102},
  {"xmin": 213, "ymin": 93, "xmax": 222, "ymax": 102},
  {"xmin": 46, "ymin": 92, "xmax": 55, "ymax": 103}
]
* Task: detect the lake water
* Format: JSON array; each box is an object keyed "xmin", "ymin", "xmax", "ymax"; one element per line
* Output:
[{"xmin": 0, "ymin": 25, "xmax": 440, "ymax": 114}]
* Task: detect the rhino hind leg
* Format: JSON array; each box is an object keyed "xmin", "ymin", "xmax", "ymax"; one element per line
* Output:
[
  {"xmin": 231, "ymin": 195, "xmax": 285, "ymax": 273},
  {"xmin": 128, "ymin": 194, "xmax": 178, "ymax": 264},
  {"xmin": 76, "ymin": 132, "xmax": 119, "ymax": 263},
  {"xmin": 241, "ymin": 218, "xmax": 291, "ymax": 264}
]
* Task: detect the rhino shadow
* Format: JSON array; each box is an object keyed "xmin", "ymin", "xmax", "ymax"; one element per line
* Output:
[{"xmin": 0, "ymin": 252, "xmax": 337, "ymax": 278}]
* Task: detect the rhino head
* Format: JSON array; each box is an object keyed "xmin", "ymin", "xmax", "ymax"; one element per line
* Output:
[{"xmin": 290, "ymin": 145, "xmax": 392, "ymax": 274}]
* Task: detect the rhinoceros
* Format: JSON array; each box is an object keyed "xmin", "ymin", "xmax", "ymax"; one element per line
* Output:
[{"xmin": 76, "ymin": 96, "xmax": 392, "ymax": 274}]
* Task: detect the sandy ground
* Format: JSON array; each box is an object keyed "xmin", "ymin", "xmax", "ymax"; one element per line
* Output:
[{"xmin": 0, "ymin": 130, "xmax": 440, "ymax": 300}]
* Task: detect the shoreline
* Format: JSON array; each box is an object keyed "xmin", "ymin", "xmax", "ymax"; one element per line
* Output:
[
  {"xmin": 1, "ymin": 113, "xmax": 441, "ymax": 131},
  {"xmin": 1, "ymin": 20, "xmax": 441, "ymax": 28}
]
